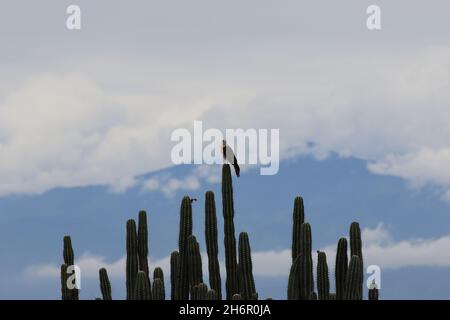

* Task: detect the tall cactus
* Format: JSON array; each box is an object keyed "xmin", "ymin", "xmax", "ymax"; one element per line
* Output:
[
  {"xmin": 292, "ymin": 196, "xmax": 304, "ymax": 263},
  {"xmin": 205, "ymin": 190, "xmax": 222, "ymax": 300},
  {"xmin": 299, "ymin": 223, "xmax": 313, "ymax": 299},
  {"xmin": 335, "ymin": 237, "xmax": 348, "ymax": 300},
  {"xmin": 170, "ymin": 251, "xmax": 180, "ymax": 300},
  {"xmin": 153, "ymin": 267, "xmax": 164, "ymax": 290},
  {"xmin": 196, "ymin": 283, "xmax": 208, "ymax": 300},
  {"xmin": 222, "ymin": 164, "xmax": 239, "ymax": 299},
  {"xmin": 60, "ymin": 264, "xmax": 70, "ymax": 300},
  {"xmin": 99, "ymin": 268, "xmax": 112, "ymax": 300},
  {"xmin": 350, "ymin": 222, "xmax": 363, "ymax": 299},
  {"xmin": 238, "ymin": 232, "xmax": 257, "ymax": 299},
  {"xmin": 188, "ymin": 235, "xmax": 203, "ymax": 297},
  {"xmin": 152, "ymin": 279, "xmax": 165, "ymax": 300},
  {"xmin": 344, "ymin": 255, "xmax": 363, "ymax": 300},
  {"xmin": 134, "ymin": 270, "xmax": 152, "ymax": 300},
  {"xmin": 137, "ymin": 211, "xmax": 150, "ymax": 278},
  {"xmin": 126, "ymin": 219, "xmax": 139, "ymax": 300},
  {"xmin": 177, "ymin": 196, "xmax": 193, "ymax": 300},
  {"xmin": 317, "ymin": 251, "xmax": 330, "ymax": 300},
  {"xmin": 207, "ymin": 289, "xmax": 218, "ymax": 300},
  {"xmin": 62, "ymin": 236, "xmax": 79, "ymax": 300},
  {"xmin": 287, "ymin": 256, "xmax": 301, "ymax": 300}
]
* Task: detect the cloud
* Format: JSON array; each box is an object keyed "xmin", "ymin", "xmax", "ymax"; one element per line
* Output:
[
  {"xmin": 2, "ymin": 46, "xmax": 450, "ymax": 196},
  {"xmin": 28, "ymin": 224, "xmax": 450, "ymax": 281},
  {"xmin": 141, "ymin": 165, "xmax": 221, "ymax": 198}
]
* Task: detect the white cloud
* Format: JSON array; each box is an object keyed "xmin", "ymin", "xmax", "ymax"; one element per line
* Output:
[
  {"xmin": 2, "ymin": 46, "xmax": 450, "ymax": 196},
  {"xmin": 28, "ymin": 224, "xmax": 450, "ymax": 281}
]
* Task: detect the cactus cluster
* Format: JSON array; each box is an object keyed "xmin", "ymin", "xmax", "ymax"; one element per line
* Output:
[{"xmin": 60, "ymin": 164, "xmax": 379, "ymax": 300}]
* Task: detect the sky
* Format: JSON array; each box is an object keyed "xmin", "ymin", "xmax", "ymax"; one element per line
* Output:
[{"xmin": 1, "ymin": 0, "xmax": 450, "ymax": 299}]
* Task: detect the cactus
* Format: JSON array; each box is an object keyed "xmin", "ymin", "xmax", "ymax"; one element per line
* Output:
[
  {"xmin": 205, "ymin": 191, "xmax": 222, "ymax": 300},
  {"xmin": 60, "ymin": 264, "xmax": 70, "ymax": 300},
  {"xmin": 238, "ymin": 232, "xmax": 257, "ymax": 300},
  {"xmin": 222, "ymin": 164, "xmax": 239, "ymax": 299},
  {"xmin": 206, "ymin": 289, "xmax": 218, "ymax": 300},
  {"xmin": 329, "ymin": 293, "xmax": 336, "ymax": 300},
  {"xmin": 153, "ymin": 267, "xmax": 164, "ymax": 289},
  {"xmin": 177, "ymin": 196, "xmax": 193, "ymax": 300},
  {"xmin": 232, "ymin": 294, "xmax": 243, "ymax": 300},
  {"xmin": 134, "ymin": 270, "xmax": 152, "ymax": 300},
  {"xmin": 197, "ymin": 283, "xmax": 208, "ymax": 300},
  {"xmin": 126, "ymin": 219, "xmax": 139, "ymax": 300},
  {"xmin": 292, "ymin": 196, "xmax": 304, "ymax": 263},
  {"xmin": 368, "ymin": 280, "xmax": 379, "ymax": 300},
  {"xmin": 335, "ymin": 237, "xmax": 348, "ymax": 300},
  {"xmin": 62, "ymin": 236, "xmax": 78, "ymax": 300},
  {"xmin": 187, "ymin": 235, "xmax": 203, "ymax": 296},
  {"xmin": 170, "ymin": 251, "xmax": 179, "ymax": 300},
  {"xmin": 299, "ymin": 223, "xmax": 313, "ymax": 299},
  {"xmin": 137, "ymin": 211, "xmax": 150, "ymax": 278},
  {"xmin": 350, "ymin": 222, "xmax": 363, "ymax": 299},
  {"xmin": 287, "ymin": 255, "xmax": 301, "ymax": 300},
  {"xmin": 152, "ymin": 278, "xmax": 165, "ymax": 300},
  {"xmin": 317, "ymin": 251, "xmax": 330, "ymax": 300},
  {"xmin": 344, "ymin": 255, "xmax": 363, "ymax": 300},
  {"xmin": 99, "ymin": 268, "xmax": 112, "ymax": 300}
]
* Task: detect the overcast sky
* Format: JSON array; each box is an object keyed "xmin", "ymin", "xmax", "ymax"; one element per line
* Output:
[{"xmin": 1, "ymin": 0, "xmax": 450, "ymax": 198}]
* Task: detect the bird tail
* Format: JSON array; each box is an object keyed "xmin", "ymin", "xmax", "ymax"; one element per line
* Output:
[{"xmin": 233, "ymin": 163, "xmax": 240, "ymax": 177}]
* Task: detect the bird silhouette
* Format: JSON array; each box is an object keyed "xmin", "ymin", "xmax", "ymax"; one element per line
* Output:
[{"xmin": 222, "ymin": 140, "xmax": 240, "ymax": 177}]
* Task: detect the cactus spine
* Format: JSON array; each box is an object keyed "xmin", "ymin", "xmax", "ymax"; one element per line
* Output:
[
  {"xmin": 238, "ymin": 232, "xmax": 257, "ymax": 299},
  {"xmin": 205, "ymin": 191, "xmax": 222, "ymax": 300},
  {"xmin": 99, "ymin": 268, "xmax": 112, "ymax": 300},
  {"xmin": 134, "ymin": 270, "xmax": 151, "ymax": 300},
  {"xmin": 177, "ymin": 196, "xmax": 193, "ymax": 300},
  {"xmin": 335, "ymin": 237, "xmax": 348, "ymax": 300},
  {"xmin": 292, "ymin": 196, "xmax": 304, "ymax": 263},
  {"xmin": 126, "ymin": 219, "xmax": 139, "ymax": 300},
  {"xmin": 317, "ymin": 251, "xmax": 330, "ymax": 300},
  {"xmin": 222, "ymin": 164, "xmax": 239, "ymax": 299},
  {"xmin": 350, "ymin": 222, "xmax": 363, "ymax": 299},
  {"xmin": 344, "ymin": 255, "xmax": 362, "ymax": 300}
]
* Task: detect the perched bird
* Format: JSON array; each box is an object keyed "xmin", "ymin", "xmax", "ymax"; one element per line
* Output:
[
  {"xmin": 222, "ymin": 140, "xmax": 240, "ymax": 177},
  {"xmin": 190, "ymin": 198, "xmax": 197, "ymax": 203}
]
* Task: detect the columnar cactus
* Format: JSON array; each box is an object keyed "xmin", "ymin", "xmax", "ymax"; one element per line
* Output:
[
  {"xmin": 187, "ymin": 235, "xmax": 203, "ymax": 296},
  {"xmin": 238, "ymin": 232, "xmax": 257, "ymax": 300},
  {"xmin": 205, "ymin": 190, "xmax": 222, "ymax": 300},
  {"xmin": 177, "ymin": 196, "xmax": 193, "ymax": 300},
  {"xmin": 196, "ymin": 283, "xmax": 208, "ymax": 300},
  {"xmin": 134, "ymin": 270, "xmax": 151, "ymax": 300},
  {"xmin": 300, "ymin": 223, "xmax": 313, "ymax": 299},
  {"xmin": 287, "ymin": 256, "xmax": 301, "ymax": 300},
  {"xmin": 317, "ymin": 251, "xmax": 330, "ymax": 300},
  {"xmin": 292, "ymin": 196, "xmax": 304, "ymax": 263},
  {"xmin": 344, "ymin": 255, "xmax": 363, "ymax": 300},
  {"xmin": 126, "ymin": 219, "xmax": 139, "ymax": 300},
  {"xmin": 368, "ymin": 280, "xmax": 379, "ymax": 300},
  {"xmin": 62, "ymin": 236, "xmax": 79, "ymax": 300},
  {"xmin": 153, "ymin": 267, "xmax": 164, "ymax": 289},
  {"xmin": 152, "ymin": 278, "xmax": 165, "ymax": 300},
  {"xmin": 137, "ymin": 211, "xmax": 150, "ymax": 278},
  {"xmin": 99, "ymin": 268, "xmax": 112, "ymax": 300},
  {"xmin": 170, "ymin": 251, "xmax": 179, "ymax": 300},
  {"xmin": 222, "ymin": 164, "xmax": 239, "ymax": 299},
  {"xmin": 335, "ymin": 237, "xmax": 348, "ymax": 300},
  {"xmin": 60, "ymin": 264, "xmax": 70, "ymax": 300},
  {"xmin": 207, "ymin": 289, "xmax": 218, "ymax": 300},
  {"xmin": 350, "ymin": 222, "xmax": 363, "ymax": 299}
]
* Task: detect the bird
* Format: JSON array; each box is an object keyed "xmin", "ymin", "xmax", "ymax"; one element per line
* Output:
[
  {"xmin": 190, "ymin": 198, "xmax": 197, "ymax": 203},
  {"xmin": 222, "ymin": 140, "xmax": 240, "ymax": 177}
]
